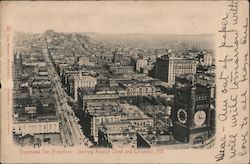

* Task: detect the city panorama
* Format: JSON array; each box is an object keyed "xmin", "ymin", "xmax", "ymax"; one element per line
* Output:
[{"xmin": 12, "ymin": 30, "xmax": 215, "ymax": 149}]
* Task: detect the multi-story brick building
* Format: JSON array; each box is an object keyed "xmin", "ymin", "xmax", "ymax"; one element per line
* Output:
[
  {"xmin": 155, "ymin": 55, "xmax": 198, "ymax": 83},
  {"xmin": 98, "ymin": 121, "xmax": 137, "ymax": 148},
  {"xmin": 71, "ymin": 74, "xmax": 97, "ymax": 101},
  {"xmin": 82, "ymin": 101, "xmax": 122, "ymax": 142},
  {"xmin": 119, "ymin": 80, "xmax": 156, "ymax": 97},
  {"xmin": 13, "ymin": 115, "xmax": 60, "ymax": 135}
]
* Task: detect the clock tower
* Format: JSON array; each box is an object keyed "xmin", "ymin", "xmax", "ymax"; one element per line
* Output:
[{"xmin": 172, "ymin": 75, "xmax": 211, "ymax": 145}]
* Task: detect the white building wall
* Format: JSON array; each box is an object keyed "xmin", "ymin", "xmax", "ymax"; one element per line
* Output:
[{"xmin": 13, "ymin": 121, "xmax": 60, "ymax": 135}]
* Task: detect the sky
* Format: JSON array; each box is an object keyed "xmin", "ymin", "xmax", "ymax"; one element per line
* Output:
[{"xmin": 1, "ymin": 1, "xmax": 225, "ymax": 34}]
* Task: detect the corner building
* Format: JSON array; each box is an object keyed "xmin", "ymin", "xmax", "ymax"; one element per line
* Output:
[{"xmin": 155, "ymin": 55, "xmax": 197, "ymax": 83}]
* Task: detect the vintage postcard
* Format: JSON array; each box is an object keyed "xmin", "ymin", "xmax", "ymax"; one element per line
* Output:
[{"xmin": 0, "ymin": 1, "xmax": 249, "ymax": 163}]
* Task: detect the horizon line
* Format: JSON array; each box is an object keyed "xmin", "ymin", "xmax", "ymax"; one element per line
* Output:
[{"xmin": 14, "ymin": 30, "xmax": 215, "ymax": 36}]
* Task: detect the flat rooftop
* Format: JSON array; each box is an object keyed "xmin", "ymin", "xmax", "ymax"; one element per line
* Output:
[
  {"xmin": 13, "ymin": 114, "xmax": 59, "ymax": 123},
  {"xmin": 86, "ymin": 102, "xmax": 121, "ymax": 117},
  {"xmin": 120, "ymin": 103, "xmax": 149, "ymax": 120}
]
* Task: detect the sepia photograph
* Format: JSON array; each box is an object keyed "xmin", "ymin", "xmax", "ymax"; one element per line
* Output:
[
  {"xmin": 12, "ymin": 29, "xmax": 216, "ymax": 149},
  {"xmin": 1, "ymin": 1, "xmax": 249, "ymax": 163}
]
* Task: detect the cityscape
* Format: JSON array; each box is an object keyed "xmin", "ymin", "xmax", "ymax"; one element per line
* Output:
[{"xmin": 12, "ymin": 30, "xmax": 216, "ymax": 149}]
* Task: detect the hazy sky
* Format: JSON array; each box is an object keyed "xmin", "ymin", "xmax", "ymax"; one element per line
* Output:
[{"xmin": 2, "ymin": 1, "xmax": 225, "ymax": 34}]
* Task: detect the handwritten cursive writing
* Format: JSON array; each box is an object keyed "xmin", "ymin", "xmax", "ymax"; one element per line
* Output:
[
  {"xmin": 228, "ymin": 0, "xmax": 239, "ymax": 25},
  {"xmin": 215, "ymin": 133, "xmax": 226, "ymax": 161},
  {"xmin": 219, "ymin": 71, "xmax": 229, "ymax": 93},
  {"xmin": 230, "ymin": 30, "xmax": 239, "ymax": 90},
  {"xmin": 228, "ymin": 94, "xmax": 238, "ymax": 127},
  {"xmin": 239, "ymin": 53, "xmax": 248, "ymax": 83},
  {"xmin": 238, "ymin": 131, "xmax": 248, "ymax": 156},
  {"xmin": 218, "ymin": 14, "xmax": 235, "ymax": 48},
  {"xmin": 240, "ymin": 90, "xmax": 247, "ymax": 110},
  {"xmin": 219, "ymin": 55, "xmax": 233, "ymax": 69},
  {"xmin": 218, "ymin": 99, "xmax": 228, "ymax": 121},
  {"xmin": 216, "ymin": 0, "xmax": 249, "ymax": 162},
  {"xmin": 228, "ymin": 133, "xmax": 237, "ymax": 158},
  {"xmin": 240, "ymin": 17, "xmax": 248, "ymax": 45},
  {"xmin": 239, "ymin": 117, "xmax": 248, "ymax": 129}
]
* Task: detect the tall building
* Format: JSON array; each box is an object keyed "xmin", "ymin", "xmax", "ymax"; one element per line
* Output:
[
  {"xmin": 155, "ymin": 55, "xmax": 198, "ymax": 83},
  {"xmin": 172, "ymin": 75, "xmax": 212, "ymax": 145},
  {"xmin": 136, "ymin": 59, "xmax": 148, "ymax": 73},
  {"xmin": 203, "ymin": 52, "xmax": 213, "ymax": 66},
  {"xmin": 72, "ymin": 74, "xmax": 97, "ymax": 101},
  {"xmin": 197, "ymin": 51, "xmax": 215, "ymax": 67},
  {"xmin": 112, "ymin": 48, "xmax": 124, "ymax": 65},
  {"xmin": 82, "ymin": 101, "xmax": 122, "ymax": 142},
  {"xmin": 13, "ymin": 53, "xmax": 23, "ymax": 79}
]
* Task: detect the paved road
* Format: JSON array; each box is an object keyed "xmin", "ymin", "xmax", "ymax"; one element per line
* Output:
[{"xmin": 43, "ymin": 41, "xmax": 88, "ymax": 147}]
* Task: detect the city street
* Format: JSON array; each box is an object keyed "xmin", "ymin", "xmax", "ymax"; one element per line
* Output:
[{"xmin": 43, "ymin": 45, "xmax": 88, "ymax": 147}]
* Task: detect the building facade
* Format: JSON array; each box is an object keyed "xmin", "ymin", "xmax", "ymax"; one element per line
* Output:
[
  {"xmin": 98, "ymin": 121, "xmax": 137, "ymax": 148},
  {"xmin": 155, "ymin": 56, "xmax": 198, "ymax": 83},
  {"xmin": 119, "ymin": 81, "xmax": 156, "ymax": 97},
  {"xmin": 82, "ymin": 102, "xmax": 122, "ymax": 142},
  {"xmin": 127, "ymin": 118, "xmax": 154, "ymax": 134},
  {"xmin": 84, "ymin": 112, "xmax": 122, "ymax": 142},
  {"xmin": 13, "ymin": 53, "xmax": 23, "ymax": 79},
  {"xmin": 108, "ymin": 65, "xmax": 134, "ymax": 75},
  {"xmin": 203, "ymin": 52, "xmax": 213, "ymax": 66},
  {"xmin": 136, "ymin": 59, "xmax": 148, "ymax": 73},
  {"xmin": 172, "ymin": 75, "xmax": 212, "ymax": 145},
  {"xmin": 78, "ymin": 90, "xmax": 120, "ymax": 111},
  {"xmin": 13, "ymin": 116, "xmax": 60, "ymax": 135},
  {"xmin": 72, "ymin": 74, "xmax": 97, "ymax": 101}
]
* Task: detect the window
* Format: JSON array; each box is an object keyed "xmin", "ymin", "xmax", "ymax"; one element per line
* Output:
[{"xmin": 193, "ymin": 137, "xmax": 203, "ymax": 145}]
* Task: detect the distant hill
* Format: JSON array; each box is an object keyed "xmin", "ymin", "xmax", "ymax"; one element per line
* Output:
[{"xmin": 83, "ymin": 32, "xmax": 215, "ymax": 50}]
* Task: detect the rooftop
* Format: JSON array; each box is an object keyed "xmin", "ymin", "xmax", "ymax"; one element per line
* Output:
[
  {"xmin": 160, "ymin": 55, "xmax": 197, "ymax": 61},
  {"xmin": 120, "ymin": 103, "xmax": 149, "ymax": 120},
  {"xmin": 13, "ymin": 114, "xmax": 59, "ymax": 123},
  {"xmin": 73, "ymin": 74, "xmax": 96, "ymax": 81},
  {"xmin": 138, "ymin": 131, "xmax": 177, "ymax": 146},
  {"xmin": 119, "ymin": 79, "xmax": 155, "ymax": 87},
  {"xmin": 86, "ymin": 102, "xmax": 121, "ymax": 117}
]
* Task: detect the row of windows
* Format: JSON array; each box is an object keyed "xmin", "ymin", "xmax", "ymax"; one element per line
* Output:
[
  {"xmin": 95, "ymin": 117, "xmax": 120, "ymax": 124},
  {"xmin": 168, "ymin": 69, "xmax": 196, "ymax": 81},
  {"xmin": 127, "ymin": 92, "xmax": 155, "ymax": 96},
  {"xmin": 172, "ymin": 65, "xmax": 196, "ymax": 69},
  {"xmin": 15, "ymin": 123, "xmax": 58, "ymax": 131},
  {"xmin": 170, "ymin": 67, "xmax": 196, "ymax": 71},
  {"xmin": 130, "ymin": 120, "xmax": 153, "ymax": 127},
  {"xmin": 169, "ymin": 69, "xmax": 196, "ymax": 75},
  {"xmin": 76, "ymin": 81, "xmax": 96, "ymax": 85},
  {"xmin": 196, "ymin": 96, "xmax": 207, "ymax": 101},
  {"xmin": 128, "ymin": 88, "xmax": 155, "ymax": 92}
]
